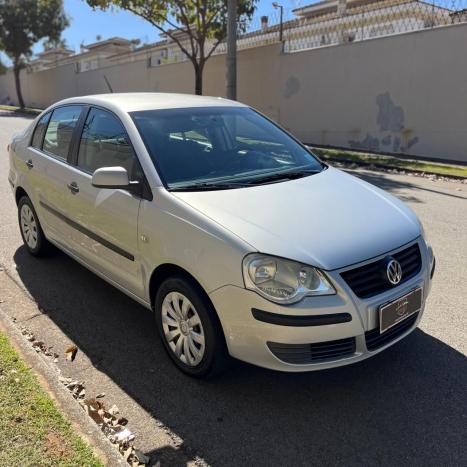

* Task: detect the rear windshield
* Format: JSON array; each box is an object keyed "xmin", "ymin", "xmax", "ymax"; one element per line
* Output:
[{"xmin": 131, "ymin": 106, "xmax": 323, "ymax": 190}]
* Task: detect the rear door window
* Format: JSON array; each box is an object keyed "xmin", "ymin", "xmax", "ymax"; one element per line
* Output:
[
  {"xmin": 43, "ymin": 105, "xmax": 83, "ymax": 160},
  {"xmin": 31, "ymin": 112, "xmax": 51, "ymax": 149}
]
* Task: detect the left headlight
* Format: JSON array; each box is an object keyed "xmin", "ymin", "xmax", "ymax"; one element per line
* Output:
[{"xmin": 242, "ymin": 253, "xmax": 336, "ymax": 305}]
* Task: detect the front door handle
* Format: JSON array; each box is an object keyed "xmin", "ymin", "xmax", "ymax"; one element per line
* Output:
[
  {"xmin": 67, "ymin": 182, "xmax": 79, "ymax": 194},
  {"xmin": 26, "ymin": 159, "xmax": 33, "ymax": 169}
]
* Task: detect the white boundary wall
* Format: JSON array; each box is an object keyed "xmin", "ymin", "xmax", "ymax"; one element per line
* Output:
[{"xmin": 1, "ymin": 23, "xmax": 466, "ymax": 163}]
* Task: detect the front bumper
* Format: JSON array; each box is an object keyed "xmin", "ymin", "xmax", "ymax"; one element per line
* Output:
[{"xmin": 209, "ymin": 238, "xmax": 434, "ymax": 372}]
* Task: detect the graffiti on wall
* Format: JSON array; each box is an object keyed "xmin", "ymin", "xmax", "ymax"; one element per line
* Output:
[{"xmin": 349, "ymin": 92, "xmax": 419, "ymax": 153}]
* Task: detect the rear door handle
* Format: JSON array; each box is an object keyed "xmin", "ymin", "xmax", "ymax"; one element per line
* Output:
[
  {"xmin": 26, "ymin": 159, "xmax": 33, "ymax": 169},
  {"xmin": 67, "ymin": 182, "xmax": 79, "ymax": 194}
]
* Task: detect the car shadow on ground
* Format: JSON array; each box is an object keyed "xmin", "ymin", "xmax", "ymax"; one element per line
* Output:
[
  {"xmin": 350, "ymin": 169, "xmax": 467, "ymax": 202},
  {"xmin": 351, "ymin": 170, "xmax": 423, "ymax": 203},
  {"xmin": 13, "ymin": 246, "xmax": 467, "ymax": 466}
]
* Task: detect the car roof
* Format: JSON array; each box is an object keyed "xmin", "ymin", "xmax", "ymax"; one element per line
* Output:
[{"xmin": 51, "ymin": 92, "xmax": 247, "ymax": 113}]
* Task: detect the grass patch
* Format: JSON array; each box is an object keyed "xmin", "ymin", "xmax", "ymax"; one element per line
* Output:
[
  {"xmin": 312, "ymin": 147, "xmax": 467, "ymax": 178},
  {"xmin": 0, "ymin": 104, "xmax": 41, "ymax": 115},
  {"xmin": 0, "ymin": 332, "xmax": 102, "ymax": 467}
]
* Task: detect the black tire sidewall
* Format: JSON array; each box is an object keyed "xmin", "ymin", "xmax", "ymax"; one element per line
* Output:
[
  {"xmin": 18, "ymin": 196, "xmax": 46, "ymax": 256},
  {"xmin": 154, "ymin": 276, "xmax": 226, "ymax": 378}
]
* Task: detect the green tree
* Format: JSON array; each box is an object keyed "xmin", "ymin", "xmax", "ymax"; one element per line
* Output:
[
  {"xmin": 0, "ymin": 0, "xmax": 69, "ymax": 108},
  {"xmin": 85, "ymin": 0, "xmax": 257, "ymax": 95}
]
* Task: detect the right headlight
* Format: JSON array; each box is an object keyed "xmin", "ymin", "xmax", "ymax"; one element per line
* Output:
[{"xmin": 242, "ymin": 253, "xmax": 336, "ymax": 305}]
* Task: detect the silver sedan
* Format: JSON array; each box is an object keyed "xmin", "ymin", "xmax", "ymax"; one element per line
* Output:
[{"xmin": 8, "ymin": 93, "xmax": 435, "ymax": 377}]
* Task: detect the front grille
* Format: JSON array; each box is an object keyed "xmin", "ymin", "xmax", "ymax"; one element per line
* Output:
[
  {"xmin": 267, "ymin": 337, "xmax": 356, "ymax": 364},
  {"xmin": 365, "ymin": 312, "xmax": 418, "ymax": 351},
  {"xmin": 341, "ymin": 243, "xmax": 422, "ymax": 298}
]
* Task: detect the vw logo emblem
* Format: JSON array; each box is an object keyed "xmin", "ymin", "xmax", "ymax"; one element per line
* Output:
[{"xmin": 386, "ymin": 259, "xmax": 402, "ymax": 285}]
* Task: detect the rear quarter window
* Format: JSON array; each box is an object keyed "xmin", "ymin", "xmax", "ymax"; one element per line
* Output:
[{"xmin": 31, "ymin": 112, "xmax": 51, "ymax": 149}]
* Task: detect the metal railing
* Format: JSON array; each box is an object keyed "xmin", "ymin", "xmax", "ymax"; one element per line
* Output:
[
  {"xmin": 26, "ymin": 0, "xmax": 467, "ymax": 73},
  {"xmin": 231, "ymin": 0, "xmax": 467, "ymax": 53}
]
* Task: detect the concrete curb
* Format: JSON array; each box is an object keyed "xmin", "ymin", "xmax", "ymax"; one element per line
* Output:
[
  {"xmin": 0, "ymin": 107, "xmax": 41, "ymax": 116},
  {"xmin": 0, "ymin": 306, "xmax": 127, "ymax": 467}
]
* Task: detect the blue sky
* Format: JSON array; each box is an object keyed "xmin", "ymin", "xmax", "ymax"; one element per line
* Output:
[{"xmin": 1, "ymin": 0, "xmax": 303, "ymax": 64}]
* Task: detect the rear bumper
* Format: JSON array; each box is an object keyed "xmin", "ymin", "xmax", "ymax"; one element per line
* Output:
[{"xmin": 209, "ymin": 239, "xmax": 434, "ymax": 372}]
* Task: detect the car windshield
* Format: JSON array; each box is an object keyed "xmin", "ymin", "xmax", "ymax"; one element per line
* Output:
[{"xmin": 131, "ymin": 106, "xmax": 324, "ymax": 190}]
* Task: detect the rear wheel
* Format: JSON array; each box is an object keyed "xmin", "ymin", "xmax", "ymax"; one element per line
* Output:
[
  {"xmin": 154, "ymin": 275, "xmax": 229, "ymax": 378},
  {"xmin": 18, "ymin": 196, "xmax": 50, "ymax": 256}
]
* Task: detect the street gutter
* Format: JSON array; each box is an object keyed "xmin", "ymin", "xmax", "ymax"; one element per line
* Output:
[{"xmin": 0, "ymin": 306, "xmax": 127, "ymax": 467}]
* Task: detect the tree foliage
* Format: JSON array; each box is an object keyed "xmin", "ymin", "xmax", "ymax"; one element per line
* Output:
[
  {"xmin": 85, "ymin": 0, "xmax": 258, "ymax": 95},
  {"xmin": 0, "ymin": 0, "xmax": 69, "ymax": 107}
]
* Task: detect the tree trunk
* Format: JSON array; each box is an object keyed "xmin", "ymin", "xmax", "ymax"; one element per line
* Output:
[
  {"xmin": 13, "ymin": 59, "xmax": 25, "ymax": 109},
  {"xmin": 194, "ymin": 62, "xmax": 203, "ymax": 95}
]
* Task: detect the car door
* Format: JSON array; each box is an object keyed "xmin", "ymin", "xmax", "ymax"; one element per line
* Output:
[
  {"xmin": 63, "ymin": 106, "xmax": 147, "ymax": 299},
  {"xmin": 27, "ymin": 105, "xmax": 85, "ymax": 250}
]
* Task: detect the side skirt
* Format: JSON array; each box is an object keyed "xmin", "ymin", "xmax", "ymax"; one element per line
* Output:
[{"xmin": 46, "ymin": 235, "xmax": 152, "ymax": 311}]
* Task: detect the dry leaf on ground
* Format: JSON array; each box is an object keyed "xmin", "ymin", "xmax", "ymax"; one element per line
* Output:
[
  {"xmin": 108, "ymin": 404, "xmax": 119, "ymax": 416},
  {"xmin": 65, "ymin": 345, "xmax": 78, "ymax": 361}
]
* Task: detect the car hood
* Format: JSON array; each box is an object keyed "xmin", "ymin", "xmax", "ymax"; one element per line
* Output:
[{"xmin": 173, "ymin": 167, "xmax": 421, "ymax": 270}]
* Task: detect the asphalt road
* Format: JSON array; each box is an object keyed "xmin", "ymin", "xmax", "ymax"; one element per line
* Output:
[{"xmin": 0, "ymin": 111, "xmax": 466, "ymax": 467}]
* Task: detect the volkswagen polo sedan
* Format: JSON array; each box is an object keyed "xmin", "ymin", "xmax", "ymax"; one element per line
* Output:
[{"xmin": 8, "ymin": 93, "xmax": 435, "ymax": 377}]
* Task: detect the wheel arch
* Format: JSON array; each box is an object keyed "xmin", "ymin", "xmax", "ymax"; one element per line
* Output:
[
  {"xmin": 15, "ymin": 186, "xmax": 29, "ymax": 205},
  {"xmin": 149, "ymin": 263, "xmax": 209, "ymax": 308},
  {"xmin": 148, "ymin": 263, "xmax": 227, "ymax": 340}
]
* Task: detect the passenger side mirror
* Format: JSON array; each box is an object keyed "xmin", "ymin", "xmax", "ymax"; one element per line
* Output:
[{"xmin": 91, "ymin": 167, "xmax": 130, "ymax": 189}]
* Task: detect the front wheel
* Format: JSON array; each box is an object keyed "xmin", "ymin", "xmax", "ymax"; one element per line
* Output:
[
  {"xmin": 154, "ymin": 276, "xmax": 229, "ymax": 378},
  {"xmin": 18, "ymin": 196, "xmax": 50, "ymax": 256}
]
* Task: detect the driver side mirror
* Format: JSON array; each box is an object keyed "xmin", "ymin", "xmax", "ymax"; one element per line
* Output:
[
  {"xmin": 91, "ymin": 166, "xmax": 145, "ymax": 198},
  {"xmin": 91, "ymin": 166, "xmax": 130, "ymax": 189}
]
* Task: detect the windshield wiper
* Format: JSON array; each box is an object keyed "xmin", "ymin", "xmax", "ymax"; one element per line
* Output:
[
  {"xmin": 169, "ymin": 168, "xmax": 323, "ymax": 191},
  {"xmin": 170, "ymin": 181, "xmax": 250, "ymax": 191},
  {"xmin": 245, "ymin": 169, "xmax": 322, "ymax": 185}
]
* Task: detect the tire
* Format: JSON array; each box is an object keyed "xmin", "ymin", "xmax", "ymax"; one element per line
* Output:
[
  {"xmin": 18, "ymin": 196, "xmax": 51, "ymax": 256},
  {"xmin": 154, "ymin": 275, "xmax": 229, "ymax": 378}
]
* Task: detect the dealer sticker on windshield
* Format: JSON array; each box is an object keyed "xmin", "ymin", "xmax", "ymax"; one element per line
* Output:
[{"xmin": 379, "ymin": 288, "xmax": 423, "ymax": 334}]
